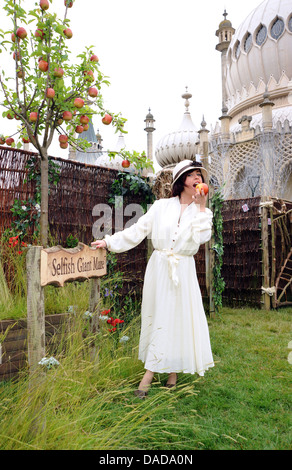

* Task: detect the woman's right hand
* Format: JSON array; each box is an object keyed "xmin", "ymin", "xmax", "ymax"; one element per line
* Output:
[{"xmin": 91, "ymin": 240, "xmax": 107, "ymax": 249}]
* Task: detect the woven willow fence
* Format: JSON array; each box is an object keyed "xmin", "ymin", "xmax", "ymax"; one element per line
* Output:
[{"xmin": 0, "ymin": 146, "xmax": 148, "ymax": 294}]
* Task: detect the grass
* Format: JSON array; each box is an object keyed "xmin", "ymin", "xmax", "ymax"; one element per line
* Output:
[
  {"xmin": 0, "ymin": 302, "xmax": 291, "ymax": 450},
  {"xmin": 0, "ymin": 247, "xmax": 291, "ymax": 450}
]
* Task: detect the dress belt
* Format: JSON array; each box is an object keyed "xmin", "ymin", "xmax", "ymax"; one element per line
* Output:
[{"xmin": 155, "ymin": 249, "xmax": 188, "ymax": 287}]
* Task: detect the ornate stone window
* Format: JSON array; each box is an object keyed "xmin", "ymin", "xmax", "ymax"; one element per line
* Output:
[
  {"xmin": 235, "ymin": 40, "xmax": 241, "ymax": 58},
  {"xmin": 270, "ymin": 17, "xmax": 284, "ymax": 40},
  {"xmin": 288, "ymin": 15, "xmax": 292, "ymax": 33},
  {"xmin": 255, "ymin": 25, "xmax": 267, "ymax": 45},
  {"xmin": 244, "ymin": 33, "xmax": 252, "ymax": 52}
]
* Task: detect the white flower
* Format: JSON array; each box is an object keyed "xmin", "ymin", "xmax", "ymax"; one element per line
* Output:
[
  {"xmin": 21, "ymin": 205, "xmax": 27, "ymax": 211},
  {"xmin": 99, "ymin": 314, "xmax": 109, "ymax": 321},
  {"xmin": 35, "ymin": 203, "xmax": 41, "ymax": 212},
  {"xmin": 83, "ymin": 311, "xmax": 93, "ymax": 319},
  {"xmin": 38, "ymin": 356, "xmax": 60, "ymax": 369},
  {"xmin": 119, "ymin": 335, "xmax": 129, "ymax": 344}
]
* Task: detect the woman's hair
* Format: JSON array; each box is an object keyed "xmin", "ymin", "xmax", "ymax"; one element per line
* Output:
[{"xmin": 171, "ymin": 165, "xmax": 204, "ymax": 198}]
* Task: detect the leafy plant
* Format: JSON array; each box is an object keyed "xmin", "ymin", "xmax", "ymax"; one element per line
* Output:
[
  {"xmin": 210, "ymin": 186, "xmax": 225, "ymax": 314},
  {"xmin": 108, "ymin": 171, "xmax": 155, "ymax": 212}
]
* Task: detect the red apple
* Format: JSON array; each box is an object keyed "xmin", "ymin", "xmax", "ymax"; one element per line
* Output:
[
  {"xmin": 59, "ymin": 134, "xmax": 68, "ymax": 143},
  {"xmin": 62, "ymin": 111, "xmax": 73, "ymax": 121},
  {"xmin": 80, "ymin": 115, "xmax": 89, "ymax": 124},
  {"xmin": 46, "ymin": 88, "xmax": 55, "ymax": 99},
  {"xmin": 22, "ymin": 137, "xmax": 30, "ymax": 143},
  {"xmin": 90, "ymin": 54, "xmax": 99, "ymax": 62},
  {"xmin": 6, "ymin": 137, "xmax": 14, "ymax": 146},
  {"xmin": 29, "ymin": 112, "xmax": 38, "ymax": 122},
  {"xmin": 35, "ymin": 29, "xmax": 44, "ymax": 40},
  {"xmin": 74, "ymin": 98, "xmax": 84, "ymax": 108},
  {"xmin": 53, "ymin": 67, "xmax": 64, "ymax": 78},
  {"xmin": 63, "ymin": 28, "xmax": 73, "ymax": 39},
  {"xmin": 82, "ymin": 124, "xmax": 89, "ymax": 131},
  {"xmin": 13, "ymin": 51, "xmax": 20, "ymax": 60},
  {"xmin": 102, "ymin": 114, "xmax": 112, "ymax": 125},
  {"xmin": 64, "ymin": 0, "xmax": 73, "ymax": 6},
  {"xmin": 88, "ymin": 87, "xmax": 98, "ymax": 98},
  {"xmin": 40, "ymin": 0, "xmax": 49, "ymax": 10},
  {"xmin": 83, "ymin": 70, "xmax": 94, "ymax": 82},
  {"xmin": 17, "ymin": 68, "xmax": 24, "ymax": 78},
  {"xmin": 6, "ymin": 113, "xmax": 14, "ymax": 120},
  {"xmin": 0, "ymin": 136, "xmax": 5, "ymax": 145},
  {"xmin": 38, "ymin": 60, "xmax": 48, "ymax": 72},
  {"xmin": 57, "ymin": 118, "xmax": 63, "ymax": 126},
  {"xmin": 122, "ymin": 159, "xmax": 130, "ymax": 168},
  {"xmin": 60, "ymin": 142, "xmax": 68, "ymax": 149},
  {"xmin": 75, "ymin": 125, "xmax": 84, "ymax": 134},
  {"xmin": 196, "ymin": 183, "xmax": 209, "ymax": 195},
  {"xmin": 11, "ymin": 32, "xmax": 16, "ymax": 42},
  {"xmin": 16, "ymin": 27, "xmax": 27, "ymax": 39}
]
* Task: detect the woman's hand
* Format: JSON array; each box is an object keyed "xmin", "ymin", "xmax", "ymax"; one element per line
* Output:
[
  {"xmin": 91, "ymin": 240, "xmax": 107, "ymax": 249},
  {"xmin": 192, "ymin": 188, "xmax": 207, "ymax": 212}
]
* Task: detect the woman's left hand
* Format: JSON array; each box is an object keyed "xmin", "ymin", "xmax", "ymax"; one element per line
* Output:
[{"xmin": 192, "ymin": 188, "xmax": 207, "ymax": 211}]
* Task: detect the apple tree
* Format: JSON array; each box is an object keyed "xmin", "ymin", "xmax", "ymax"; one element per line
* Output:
[{"xmin": 0, "ymin": 0, "xmax": 126, "ymax": 246}]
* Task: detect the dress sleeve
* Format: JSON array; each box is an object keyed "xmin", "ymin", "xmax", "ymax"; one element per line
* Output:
[
  {"xmin": 191, "ymin": 208, "xmax": 213, "ymax": 245},
  {"xmin": 103, "ymin": 200, "xmax": 157, "ymax": 253}
]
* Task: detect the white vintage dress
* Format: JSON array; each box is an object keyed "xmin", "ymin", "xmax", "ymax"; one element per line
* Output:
[{"xmin": 104, "ymin": 196, "xmax": 214, "ymax": 376}]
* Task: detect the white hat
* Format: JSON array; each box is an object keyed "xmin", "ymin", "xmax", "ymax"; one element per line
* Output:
[{"xmin": 172, "ymin": 159, "xmax": 208, "ymax": 186}]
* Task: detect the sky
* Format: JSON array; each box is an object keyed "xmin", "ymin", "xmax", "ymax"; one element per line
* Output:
[{"xmin": 0, "ymin": 0, "xmax": 261, "ymax": 170}]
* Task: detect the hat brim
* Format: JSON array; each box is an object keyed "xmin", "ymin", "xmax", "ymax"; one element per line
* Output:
[{"xmin": 172, "ymin": 164, "xmax": 208, "ymax": 186}]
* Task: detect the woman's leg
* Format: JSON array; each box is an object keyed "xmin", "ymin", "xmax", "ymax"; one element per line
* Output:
[
  {"xmin": 166, "ymin": 372, "xmax": 177, "ymax": 386},
  {"xmin": 137, "ymin": 369, "xmax": 154, "ymax": 392}
]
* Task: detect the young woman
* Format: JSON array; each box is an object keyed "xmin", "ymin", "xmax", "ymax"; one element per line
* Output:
[{"xmin": 92, "ymin": 159, "xmax": 214, "ymax": 397}]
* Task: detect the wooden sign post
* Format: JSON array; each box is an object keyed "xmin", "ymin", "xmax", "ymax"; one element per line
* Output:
[{"xmin": 27, "ymin": 243, "xmax": 106, "ymax": 374}]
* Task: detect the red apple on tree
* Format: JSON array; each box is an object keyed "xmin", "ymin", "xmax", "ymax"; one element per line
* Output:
[
  {"xmin": 80, "ymin": 115, "xmax": 89, "ymax": 124},
  {"xmin": 64, "ymin": 0, "xmax": 73, "ymax": 7},
  {"xmin": 75, "ymin": 125, "xmax": 84, "ymax": 134},
  {"xmin": 11, "ymin": 32, "xmax": 16, "ymax": 42},
  {"xmin": 29, "ymin": 112, "xmax": 38, "ymax": 122},
  {"xmin": 63, "ymin": 28, "xmax": 73, "ymax": 39},
  {"xmin": 22, "ymin": 137, "xmax": 30, "ymax": 143},
  {"xmin": 7, "ymin": 112, "xmax": 14, "ymax": 120},
  {"xmin": 53, "ymin": 67, "xmax": 64, "ymax": 78},
  {"xmin": 0, "ymin": 136, "xmax": 5, "ymax": 145},
  {"xmin": 40, "ymin": 0, "xmax": 49, "ymax": 10},
  {"xmin": 16, "ymin": 27, "xmax": 27, "ymax": 39},
  {"xmin": 62, "ymin": 111, "xmax": 73, "ymax": 121},
  {"xmin": 13, "ymin": 51, "xmax": 20, "ymax": 60},
  {"xmin": 59, "ymin": 135, "xmax": 68, "ymax": 143},
  {"xmin": 88, "ymin": 87, "xmax": 98, "ymax": 98},
  {"xmin": 196, "ymin": 183, "xmax": 209, "ymax": 195},
  {"xmin": 83, "ymin": 70, "xmax": 94, "ymax": 82},
  {"xmin": 46, "ymin": 88, "xmax": 55, "ymax": 99},
  {"xmin": 90, "ymin": 54, "xmax": 99, "ymax": 63},
  {"xmin": 38, "ymin": 60, "xmax": 48, "ymax": 72},
  {"xmin": 35, "ymin": 29, "xmax": 44, "ymax": 41},
  {"xmin": 60, "ymin": 142, "xmax": 68, "ymax": 149},
  {"xmin": 102, "ymin": 113, "xmax": 113, "ymax": 125},
  {"xmin": 74, "ymin": 98, "xmax": 84, "ymax": 108},
  {"xmin": 6, "ymin": 137, "xmax": 14, "ymax": 146},
  {"xmin": 83, "ymin": 124, "xmax": 89, "ymax": 131},
  {"xmin": 17, "ymin": 68, "xmax": 25, "ymax": 79},
  {"xmin": 122, "ymin": 159, "xmax": 130, "ymax": 168}
]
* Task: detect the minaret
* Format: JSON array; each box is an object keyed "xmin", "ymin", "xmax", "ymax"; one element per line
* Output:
[
  {"xmin": 144, "ymin": 108, "xmax": 155, "ymax": 161},
  {"xmin": 215, "ymin": 10, "xmax": 235, "ymax": 113}
]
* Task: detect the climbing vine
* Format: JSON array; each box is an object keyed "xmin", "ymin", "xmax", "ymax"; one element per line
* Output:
[
  {"xmin": 7, "ymin": 155, "xmax": 60, "ymax": 242},
  {"xmin": 210, "ymin": 187, "xmax": 225, "ymax": 314},
  {"xmin": 108, "ymin": 172, "xmax": 155, "ymax": 212}
]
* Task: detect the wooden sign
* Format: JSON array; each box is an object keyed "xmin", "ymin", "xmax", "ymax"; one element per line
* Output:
[{"xmin": 40, "ymin": 243, "xmax": 106, "ymax": 287}]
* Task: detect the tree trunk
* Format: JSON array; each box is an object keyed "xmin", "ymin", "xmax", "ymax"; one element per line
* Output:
[{"xmin": 40, "ymin": 149, "xmax": 49, "ymax": 247}]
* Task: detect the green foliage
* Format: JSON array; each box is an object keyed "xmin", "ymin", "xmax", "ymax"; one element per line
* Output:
[
  {"xmin": 108, "ymin": 149, "xmax": 154, "ymax": 173},
  {"xmin": 64, "ymin": 233, "xmax": 79, "ymax": 248},
  {"xmin": 108, "ymin": 171, "xmax": 155, "ymax": 212},
  {"xmin": 210, "ymin": 187, "xmax": 225, "ymax": 315}
]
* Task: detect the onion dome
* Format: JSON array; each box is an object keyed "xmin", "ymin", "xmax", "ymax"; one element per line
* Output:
[
  {"xmin": 225, "ymin": 0, "xmax": 292, "ymax": 130},
  {"xmin": 155, "ymin": 88, "xmax": 199, "ymax": 167}
]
